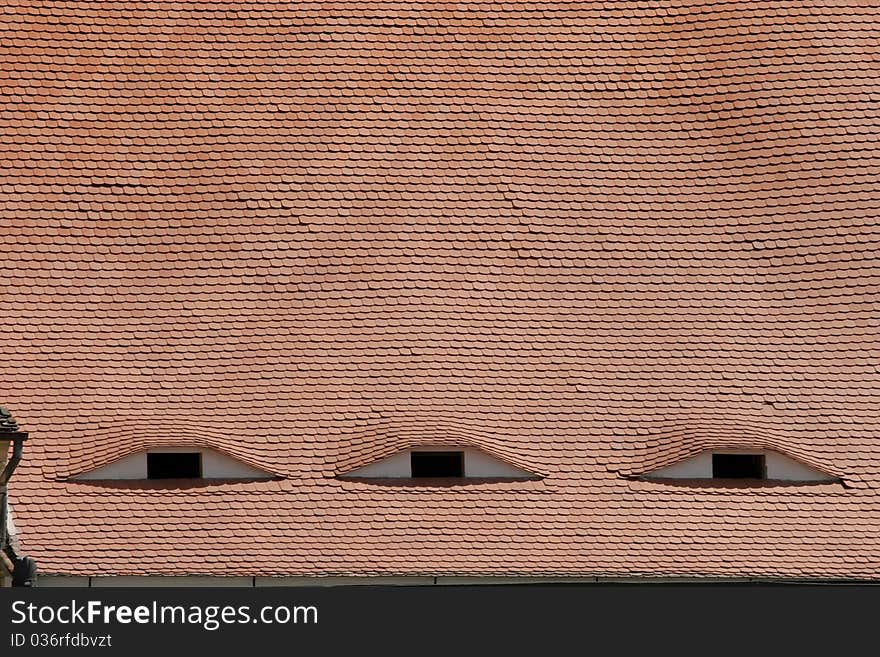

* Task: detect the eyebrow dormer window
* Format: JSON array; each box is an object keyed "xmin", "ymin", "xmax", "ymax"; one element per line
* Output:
[
  {"xmin": 410, "ymin": 451, "xmax": 464, "ymax": 478},
  {"xmin": 339, "ymin": 446, "xmax": 538, "ymax": 480},
  {"xmin": 639, "ymin": 449, "xmax": 835, "ymax": 483},
  {"xmin": 147, "ymin": 452, "xmax": 202, "ymax": 479},
  {"xmin": 71, "ymin": 447, "xmax": 275, "ymax": 481},
  {"xmin": 712, "ymin": 454, "xmax": 766, "ymax": 479}
]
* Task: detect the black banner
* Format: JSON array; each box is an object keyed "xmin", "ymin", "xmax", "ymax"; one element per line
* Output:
[{"xmin": 0, "ymin": 584, "xmax": 875, "ymax": 654}]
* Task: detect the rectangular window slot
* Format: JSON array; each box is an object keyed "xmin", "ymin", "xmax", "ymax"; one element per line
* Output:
[
  {"xmin": 712, "ymin": 453, "xmax": 766, "ymax": 479},
  {"xmin": 410, "ymin": 451, "xmax": 464, "ymax": 478},
  {"xmin": 147, "ymin": 452, "xmax": 202, "ymax": 479}
]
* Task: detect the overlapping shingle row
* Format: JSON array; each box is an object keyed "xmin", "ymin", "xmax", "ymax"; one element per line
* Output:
[{"xmin": 1, "ymin": 0, "xmax": 880, "ymax": 579}]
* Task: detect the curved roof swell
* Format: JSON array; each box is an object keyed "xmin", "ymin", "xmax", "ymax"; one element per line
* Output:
[
  {"xmin": 606, "ymin": 417, "xmax": 847, "ymax": 481},
  {"xmin": 1, "ymin": 1, "xmax": 880, "ymax": 578}
]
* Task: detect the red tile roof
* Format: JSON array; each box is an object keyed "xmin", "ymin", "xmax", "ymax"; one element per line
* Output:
[{"xmin": 3, "ymin": 0, "xmax": 880, "ymax": 579}]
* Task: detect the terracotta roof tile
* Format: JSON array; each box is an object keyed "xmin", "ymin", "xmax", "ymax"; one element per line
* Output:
[{"xmin": 2, "ymin": 0, "xmax": 880, "ymax": 579}]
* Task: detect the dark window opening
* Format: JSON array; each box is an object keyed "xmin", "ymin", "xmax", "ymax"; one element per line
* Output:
[
  {"xmin": 712, "ymin": 453, "xmax": 766, "ymax": 479},
  {"xmin": 411, "ymin": 451, "xmax": 464, "ymax": 478},
  {"xmin": 147, "ymin": 452, "xmax": 202, "ymax": 479}
]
